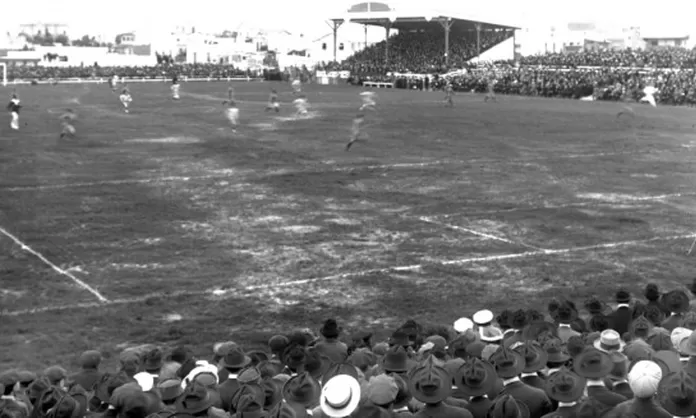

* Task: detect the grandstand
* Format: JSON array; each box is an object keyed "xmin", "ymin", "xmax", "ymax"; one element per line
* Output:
[{"xmin": 330, "ymin": 2, "xmax": 519, "ymax": 73}]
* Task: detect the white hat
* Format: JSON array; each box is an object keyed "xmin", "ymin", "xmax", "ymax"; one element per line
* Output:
[
  {"xmin": 628, "ymin": 360, "xmax": 662, "ymax": 398},
  {"xmin": 473, "ymin": 310, "xmax": 494, "ymax": 326},
  {"xmin": 593, "ymin": 329, "xmax": 626, "ymax": 352},
  {"xmin": 453, "ymin": 317, "xmax": 474, "ymax": 333},
  {"xmin": 671, "ymin": 327, "xmax": 692, "ymax": 352},
  {"xmin": 479, "ymin": 326, "xmax": 503, "ymax": 343},
  {"xmin": 133, "ymin": 372, "xmax": 154, "ymax": 392},
  {"xmin": 182, "ymin": 361, "xmax": 219, "ymax": 389},
  {"xmin": 320, "ymin": 374, "xmax": 361, "ymax": 418}
]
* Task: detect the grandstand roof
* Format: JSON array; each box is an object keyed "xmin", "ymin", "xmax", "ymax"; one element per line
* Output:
[{"xmin": 332, "ymin": 2, "xmax": 520, "ymax": 31}]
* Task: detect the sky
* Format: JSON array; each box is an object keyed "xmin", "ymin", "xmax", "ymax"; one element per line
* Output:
[{"xmin": 3, "ymin": 0, "xmax": 696, "ymax": 41}]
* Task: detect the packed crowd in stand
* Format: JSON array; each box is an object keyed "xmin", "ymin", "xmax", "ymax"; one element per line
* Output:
[
  {"xmin": 515, "ymin": 47, "xmax": 696, "ymax": 69},
  {"xmin": 6, "ymin": 64, "xmax": 250, "ymax": 81},
  {"xmin": 339, "ymin": 30, "xmax": 512, "ymax": 75},
  {"xmin": 6, "ymin": 283, "xmax": 696, "ymax": 418}
]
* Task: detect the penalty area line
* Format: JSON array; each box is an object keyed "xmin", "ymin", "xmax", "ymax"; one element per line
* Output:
[
  {"xmin": 0, "ymin": 226, "xmax": 108, "ymax": 303},
  {"xmin": 3, "ymin": 232, "xmax": 695, "ymax": 317}
]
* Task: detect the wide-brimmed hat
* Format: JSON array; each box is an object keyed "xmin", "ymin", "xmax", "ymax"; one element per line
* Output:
[
  {"xmin": 658, "ymin": 370, "xmax": 696, "ymax": 417},
  {"xmin": 320, "ymin": 375, "xmax": 361, "ymax": 418},
  {"xmin": 157, "ymin": 378, "xmax": 183, "ymax": 402},
  {"xmin": 488, "ymin": 346, "xmax": 525, "ymax": 379},
  {"xmin": 282, "ymin": 372, "xmax": 321, "ymax": 408},
  {"xmin": 678, "ymin": 331, "xmax": 696, "ymax": 357},
  {"xmin": 454, "ymin": 358, "xmax": 497, "ymax": 397},
  {"xmin": 630, "ymin": 316, "xmax": 653, "ymax": 339},
  {"xmin": 143, "ymin": 348, "xmax": 164, "ymax": 371},
  {"xmin": 543, "ymin": 338, "xmax": 571, "ymax": 364},
  {"xmin": 235, "ymin": 393, "xmax": 269, "ymax": 418},
  {"xmin": 575, "ymin": 398, "xmax": 612, "ymax": 418},
  {"xmin": 545, "ymin": 367, "xmax": 586, "ymax": 403},
  {"xmin": 407, "ymin": 356, "xmax": 452, "ymax": 404},
  {"xmin": 222, "ymin": 348, "xmax": 253, "ymax": 370},
  {"xmin": 480, "ymin": 326, "xmax": 504, "ymax": 343},
  {"xmin": 487, "ymin": 394, "xmax": 530, "ymax": 418},
  {"xmin": 662, "ymin": 290, "xmax": 690, "ymax": 314},
  {"xmin": 320, "ymin": 319, "xmax": 341, "ymax": 339},
  {"xmin": 594, "ymin": 330, "xmax": 626, "ymax": 353},
  {"xmin": 380, "ymin": 346, "xmax": 414, "ymax": 373},
  {"xmin": 523, "ymin": 321, "xmax": 558, "ymax": 342},
  {"xmin": 573, "ymin": 348, "xmax": 613, "ymax": 379},
  {"xmin": 453, "ymin": 317, "xmax": 475, "ymax": 333},
  {"xmin": 472, "ymin": 310, "xmax": 494, "ymax": 326},
  {"xmin": 175, "ymin": 382, "xmax": 213, "ymax": 414},
  {"xmin": 653, "ymin": 350, "xmax": 682, "ymax": 374},
  {"xmin": 514, "ymin": 342, "xmax": 548, "ymax": 373},
  {"xmin": 282, "ymin": 345, "xmax": 308, "ymax": 373}
]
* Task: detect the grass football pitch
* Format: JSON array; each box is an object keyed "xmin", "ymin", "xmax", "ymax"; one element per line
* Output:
[{"xmin": 1, "ymin": 81, "xmax": 696, "ymax": 370}]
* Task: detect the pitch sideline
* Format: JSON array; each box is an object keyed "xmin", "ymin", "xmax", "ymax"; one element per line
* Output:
[{"xmin": 3, "ymin": 232, "xmax": 694, "ymax": 317}]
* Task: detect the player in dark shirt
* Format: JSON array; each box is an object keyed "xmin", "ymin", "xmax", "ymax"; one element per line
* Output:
[{"xmin": 7, "ymin": 94, "xmax": 22, "ymax": 130}]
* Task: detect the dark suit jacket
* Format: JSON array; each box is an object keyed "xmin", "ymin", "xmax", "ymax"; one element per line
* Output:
[
  {"xmin": 611, "ymin": 381, "xmax": 634, "ymax": 399},
  {"xmin": 502, "ymin": 380, "xmax": 554, "ymax": 418},
  {"xmin": 541, "ymin": 405, "xmax": 578, "ymax": 418},
  {"xmin": 414, "ymin": 402, "xmax": 473, "ymax": 418},
  {"xmin": 604, "ymin": 397, "xmax": 672, "ymax": 418},
  {"xmin": 588, "ymin": 385, "xmax": 627, "ymax": 407},
  {"xmin": 68, "ymin": 368, "xmax": 103, "ymax": 391},
  {"xmin": 464, "ymin": 396, "xmax": 491, "ymax": 418},
  {"xmin": 683, "ymin": 356, "xmax": 696, "ymax": 379},
  {"xmin": 218, "ymin": 377, "xmax": 240, "ymax": 411},
  {"xmin": 661, "ymin": 313, "xmax": 683, "ymax": 332},
  {"xmin": 521, "ymin": 374, "xmax": 546, "ymax": 391},
  {"xmin": 610, "ymin": 306, "xmax": 633, "ymax": 335},
  {"xmin": 314, "ymin": 339, "xmax": 348, "ymax": 364}
]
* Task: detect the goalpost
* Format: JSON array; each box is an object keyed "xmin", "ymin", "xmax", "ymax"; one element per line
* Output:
[{"xmin": 1, "ymin": 63, "xmax": 6, "ymax": 87}]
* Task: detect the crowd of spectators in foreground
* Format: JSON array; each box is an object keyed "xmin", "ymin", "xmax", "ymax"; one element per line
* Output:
[{"xmin": 5, "ymin": 282, "xmax": 696, "ymax": 418}]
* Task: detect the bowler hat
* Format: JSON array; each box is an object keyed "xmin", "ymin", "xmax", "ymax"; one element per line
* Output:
[
  {"xmin": 488, "ymin": 346, "xmax": 525, "ymax": 379},
  {"xmin": 454, "ymin": 358, "xmax": 497, "ymax": 397},
  {"xmin": 319, "ymin": 319, "xmax": 341, "ymax": 339},
  {"xmin": 407, "ymin": 356, "xmax": 452, "ymax": 404},
  {"xmin": 658, "ymin": 370, "xmax": 696, "ymax": 417},
  {"xmin": 615, "ymin": 289, "xmax": 631, "ymax": 304},
  {"xmin": 573, "ymin": 348, "xmax": 613, "ymax": 379},
  {"xmin": 545, "ymin": 367, "xmax": 586, "ymax": 402}
]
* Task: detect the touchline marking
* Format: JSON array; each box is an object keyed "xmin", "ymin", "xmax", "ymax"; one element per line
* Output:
[
  {"xmin": 0, "ymin": 226, "xmax": 109, "ymax": 303},
  {"xmin": 419, "ymin": 216, "xmax": 544, "ymax": 250},
  {"xmin": 3, "ymin": 233, "xmax": 695, "ymax": 317},
  {"xmin": 1, "ymin": 150, "xmax": 645, "ymax": 192},
  {"xmin": 438, "ymin": 192, "xmax": 696, "ymax": 218}
]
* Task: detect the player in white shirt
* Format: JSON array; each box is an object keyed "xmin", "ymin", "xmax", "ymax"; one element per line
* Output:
[
  {"xmin": 359, "ymin": 91, "xmax": 377, "ymax": 111},
  {"xmin": 59, "ymin": 109, "xmax": 77, "ymax": 139},
  {"xmin": 7, "ymin": 93, "xmax": 21, "ymax": 130},
  {"xmin": 171, "ymin": 76, "xmax": 181, "ymax": 100},
  {"xmin": 293, "ymin": 95, "xmax": 309, "ymax": 117},
  {"xmin": 346, "ymin": 111, "xmax": 365, "ymax": 151},
  {"xmin": 484, "ymin": 75, "xmax": 497, "ymax": 102},
  {"xmin": 119, "ymin": 87, "xmax": 132, "ymax": 113},
  {"xmin": 109, "ymin": 75, "xmax": 119, "ymax": 92},
  {"xmin": 291, "ymin": 79, "xmax": 302, "ymax": 96},
  {"xmin": 640, "ymin": 85, "xmax": 658, "ymax": 107},
  {"xmin": 223, "ymin": 99, "xmax": 239, "ymax": 133}
]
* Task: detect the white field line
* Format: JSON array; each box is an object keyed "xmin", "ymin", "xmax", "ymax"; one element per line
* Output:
[
  {"xmin": 1, "ymin": 150, "xmax": 644, "ymax": 193},
  {"xmin": 418, "ymin": 216, "xmax": 544, "ymax": 250},
  {"xmin": 0, "ymin": 226, "xmax": 109, "ymax": 303},
  {"xmin": 3, "ymin": 232, "xmax": 695, "ymax": 317},
  {"xmin": 438, "ymin": 192, "xmax": 696, "ymax": 219}
]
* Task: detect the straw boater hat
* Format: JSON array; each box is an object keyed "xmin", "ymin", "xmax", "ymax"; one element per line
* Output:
[{"xmin": 320, "ymin": 375, "xmax": 361, "ymax": 418}]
